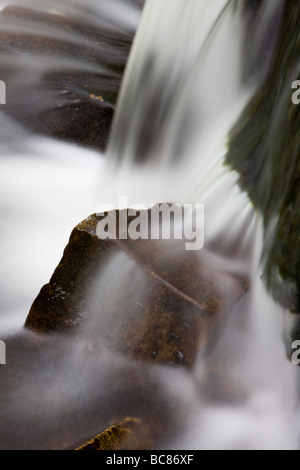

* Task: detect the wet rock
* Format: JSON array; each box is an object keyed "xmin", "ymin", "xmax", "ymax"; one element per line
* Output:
[
  {"xmin": 0, "ymin": 6, "xmax": 136, "ymax": 151},
  {"xmin": 25, "ymin": 210, "xmax": 248, "ymax": 368}
]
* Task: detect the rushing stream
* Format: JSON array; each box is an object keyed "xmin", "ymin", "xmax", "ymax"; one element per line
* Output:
[{"xmin": 0, "ymin": 0, "xmax": 299, "ymax": 450}]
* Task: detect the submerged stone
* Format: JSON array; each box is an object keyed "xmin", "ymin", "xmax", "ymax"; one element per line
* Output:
[
  {"xmin": 25, "ymin": 210, "xmax": 248, "ymax": 368},
  {"xmin": 0, "ymin": 6, "xmax": 136, "ymax": 151}
]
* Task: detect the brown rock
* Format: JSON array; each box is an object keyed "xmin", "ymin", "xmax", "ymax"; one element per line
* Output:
[{"xmin": 25, "ymin": 210, "xmax": 248, "ymax": 368}]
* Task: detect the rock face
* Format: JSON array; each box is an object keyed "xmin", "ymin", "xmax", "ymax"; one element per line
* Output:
[
  {"xmin": 226, "ymin": 0, "xmax": 300, "ymax": 314},
  {"xmin": 0, "ymin": 6, "xmax": 137, "ymax": 151},
  {"xmin": 25, "ymin": 210, "xmax": 248, "ymax": 368}
]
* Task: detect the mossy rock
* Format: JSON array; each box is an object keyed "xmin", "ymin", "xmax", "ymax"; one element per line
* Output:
[
  {"xmin": 25, "ymin": 209, "xmax": 248, "ymax": 368},
  {"xmin": 226, "ymin": 0, "xmax": 300, "ymax": 313}
]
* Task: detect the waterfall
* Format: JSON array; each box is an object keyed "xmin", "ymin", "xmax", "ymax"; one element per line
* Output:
[
  {"xmin": 0, "ymin": 0, "xmax": 299, "ymax": 450},
  {"xmin": 96, "ymin": 0, "xmax": 300, "ymax": 449}
]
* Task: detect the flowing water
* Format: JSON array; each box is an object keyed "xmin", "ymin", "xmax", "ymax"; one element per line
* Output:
[{"xmin": 0, "ymin": 0, "xmax": 299, "ymax": 450}]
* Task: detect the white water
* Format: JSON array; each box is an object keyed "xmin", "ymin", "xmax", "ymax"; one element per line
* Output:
[{"xmin": 0, "ymin": 0, "xmax": 299, "ymax": 450}]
